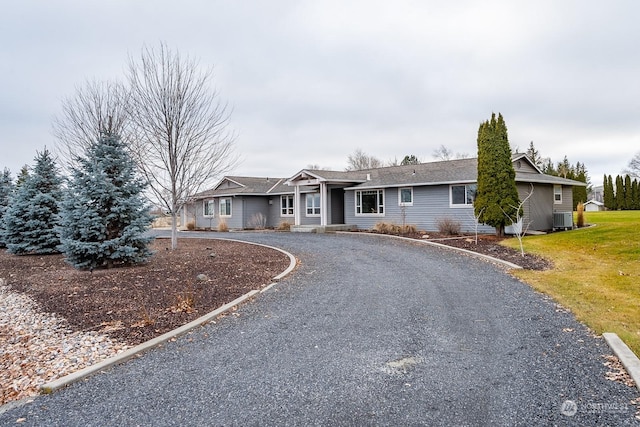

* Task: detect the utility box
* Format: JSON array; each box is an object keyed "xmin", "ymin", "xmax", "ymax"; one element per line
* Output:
[{"xmin": 553, "ymin": 212, "xmax": 573, "ymax": 230}]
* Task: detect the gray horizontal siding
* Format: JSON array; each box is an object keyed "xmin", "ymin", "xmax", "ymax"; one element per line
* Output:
[{"xmin": 345, "ymin": 186, "xmax": 495, "ymax": 233}]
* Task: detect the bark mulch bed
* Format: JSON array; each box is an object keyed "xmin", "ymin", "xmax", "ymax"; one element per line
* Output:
[
  {"xmin": 0, "ymin": 238, "xmax": 291, "ymax": 346},
  {"xmin": 363, "ymin": 231, "xmax": 553, "ymax": 271},
  {"xmin": 426, "ymin": 234, "xmax": 552, "ymax": 271}
]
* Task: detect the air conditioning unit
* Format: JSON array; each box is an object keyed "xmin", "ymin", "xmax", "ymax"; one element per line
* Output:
[{"xmin": 553, "ymin": 212, "xmax": 573, "ymax": 230}]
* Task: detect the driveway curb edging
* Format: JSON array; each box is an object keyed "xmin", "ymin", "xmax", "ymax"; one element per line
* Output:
[
  {"xmin": 337, "ymin": 232, "xmax": 523, "ymax": 270},
  {"xmin": 603, "ymin": 332, "xmax": 640, "ymax": 391},
  {"xmin": 40, "ymin": 290, "xmax": 259, "ymax": 394}
]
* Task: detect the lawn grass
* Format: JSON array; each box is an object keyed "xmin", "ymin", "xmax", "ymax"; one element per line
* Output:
[{"xmin": 502, "ymin": 211, "xmax": 640, "ymax": 354}]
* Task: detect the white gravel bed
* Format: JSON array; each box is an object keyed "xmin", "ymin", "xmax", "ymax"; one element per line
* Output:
[{"xmin": 0, "ymin": 278, "xmax": 129, "ymax": 406}]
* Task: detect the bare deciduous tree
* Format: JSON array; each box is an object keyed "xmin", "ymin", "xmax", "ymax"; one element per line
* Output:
[
  {"xmin": 432, "ymin": 145, "xmax": 470, "ymax": 161},
  {"xmin": 623, "ymin": 151, "xmax": 640, "ymax": 178},
  {"xmin": 432, "ymin": 144, "xmax": 453, "ymax": 161},
  {"xmin": 501, "ymin": 184, "xmax": 534, "ymax": 256},
  {"xmin": 127, "ymin": 43, "xmax": 238, "ymax": 249},
  {"xmin": 346, "ymin": 148, "xmax": 382, "ymax": 171},
  {"xmin": 52, "ymin": 79, "xmax": 130, "ymax": 171}
]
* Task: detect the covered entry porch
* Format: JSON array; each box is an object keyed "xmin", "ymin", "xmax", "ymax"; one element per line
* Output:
[{"xmin": 285, "ymin": 169, "xmax": 364, "ymax": 231}]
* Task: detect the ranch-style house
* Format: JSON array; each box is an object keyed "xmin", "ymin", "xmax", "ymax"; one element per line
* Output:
[{"xmin": 181, "ymin": 153, "xmax": 586, "ymax": 234}]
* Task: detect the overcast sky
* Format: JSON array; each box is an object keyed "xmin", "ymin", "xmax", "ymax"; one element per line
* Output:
[{"xmin": 2, "ymin": 1, "xmax": 639, "ymax": 187}]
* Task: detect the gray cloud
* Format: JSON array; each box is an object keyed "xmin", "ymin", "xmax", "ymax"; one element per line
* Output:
[{"xmin": 1, "ymin": 0, "xmax": 639, "ymax": 186}]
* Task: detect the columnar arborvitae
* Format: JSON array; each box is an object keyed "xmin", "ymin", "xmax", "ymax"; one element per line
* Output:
[
  {"xmin": 475, "ymin": 113, "xmax": 520, "ymax": 237},
  {"xmin": 615, "ymin": 175, "xmax": 625, "ymax": 210},
  {"xmin": 632, "ymin": 179, "xmax": 639, "ymax": 210},
  {"xmin": 59, "ymin": 132, "xmax": 154, "ymax": 270},
  {"xmin": 607, "ymin": 175, "xmax": 615, "ymax": 210},
  {"xmin": 624, "ymin": 175, "xmax": 633, "ymax": 210},
  {"xmin": 2, "ymin": 149, "xmax": 63, "ymax": 254},
  {"xmin": 0, "ymin": 168, "xmax": 14, "ymax": 248}
]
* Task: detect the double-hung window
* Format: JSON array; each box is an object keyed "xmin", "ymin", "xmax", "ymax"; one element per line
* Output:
[
  {"xmin": 219, "ymin": 198, "xmax": 232, "ymax": 216},
  {"xmin": 450, "ymin": 184, "xmax": 477, "ymax": 207},
  {"xmin": 356, "ymin": 189, "xmax": 384, "ymax": 215},
  {"xmin": 554, "ymin": 185, "xmax": 562, "ymax": 204},
  {"xmin": 398, "ymin": 187, "xmax": 413, "ymax": 206},
  {"xmin": 281, "ymin": 195, "xmax": 294, "ymax": 216},
  {"xmin": 306, "ymin": 193, "xmax": 320, "ymax": 216},
  {"xmin": 203, "ymin": 200, "xmax": 215, "ymax": 217}
]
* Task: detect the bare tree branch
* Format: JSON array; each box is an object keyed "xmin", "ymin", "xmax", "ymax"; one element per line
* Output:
[
  {"xmin": 500, "ymin": 184, "xmax": 534, "ymax": 256},
  {"xmin": 346, "ymin": 148, "xmax": 382, "ymax": 171},
  {"xmin": 623, "ymin": 151, "xmax": 640, "ymax": 178},
  {"xmin": 52, "ymin": 79, "xmax": 131, "ymax": 171},
  {"xmin": 127, "ymin": 43, "xmax": 239, "ymax": 249}
]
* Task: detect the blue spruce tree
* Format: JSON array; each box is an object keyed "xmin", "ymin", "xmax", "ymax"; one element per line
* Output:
[
  {"xmin": 59, "ymin": 132, "xmax": 154, "ymax": 270},
  {"xmin": 0, "ymin": 168, "xmax": 15, "ymax": 248},
  {"xmin": 2, "ymin": 150, "xmax": 63, "ymax": 254}
]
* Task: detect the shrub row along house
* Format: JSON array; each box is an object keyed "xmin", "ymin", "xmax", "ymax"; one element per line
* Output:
[{"xmin": 182, "ymin": 153, "xmax": 585, "ymax": 234}]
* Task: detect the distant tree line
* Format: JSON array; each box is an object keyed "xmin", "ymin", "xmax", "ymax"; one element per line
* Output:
[
  {"xmin": 526, "ymin": 142, "xmax": 589, "ymax": 210},
  {"xmin": 603, "ymin": 174, "xmax": 640, "ymax": 210}
]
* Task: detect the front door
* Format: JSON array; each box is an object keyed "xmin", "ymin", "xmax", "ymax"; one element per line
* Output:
[{"xmin": 330, "ymin": 188, "xmax": 345, "ymax": 224}]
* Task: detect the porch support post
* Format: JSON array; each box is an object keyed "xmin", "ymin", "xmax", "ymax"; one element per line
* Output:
[
  {"xmin": 320, "ymin": 182, "xmax": 328, "ymax": 226},
  {"xmin": 294, "ymin": 184, "xmax": 301, "ymax": 226}
]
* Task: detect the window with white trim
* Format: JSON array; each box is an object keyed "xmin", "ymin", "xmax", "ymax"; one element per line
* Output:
[
  {"xmin": 398, "ymin": 187, "xmax": 413, "ymax": 206},
  {"xmin": 203, "ymin": 200, "xmax": 215, "ymax": 217},
  {"xmin": 281, "ymin": 195, "xmax": 294, "ymax": 216},
  {"xmin": 450, "ymin": 184, "xmax": 477, "ymax": 206},
  {"xmin": 219, "ymin": 198, "xmax": 232, "ymax": 216},
  {"xmin": 356, "ymin": 189, "xmax": 385, "ymax": 215},
  {"xmin": 554, "ymin": 185, "xmax": 562, "ymax": 204},
  {"xmin": 306, "ymin": 193, "xmax": 320, "ymax": 216}
]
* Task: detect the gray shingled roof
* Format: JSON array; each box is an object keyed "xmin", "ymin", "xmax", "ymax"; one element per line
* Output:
[
  {"xmin": 190, "ymin": 176, "xmax": 290, "ymax": 199},
  {"xmin": 191, "ymin": 155, "xmax": 585, "ymax": 199},
  {"xmin": 337, "ymin": 157, "xmax": 586, "ymax": 189}
]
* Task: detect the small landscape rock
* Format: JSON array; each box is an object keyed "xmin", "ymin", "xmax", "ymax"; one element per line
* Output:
[{"xmin": 196, "ymin": 274, "xmax": 209, "ymax": 281}]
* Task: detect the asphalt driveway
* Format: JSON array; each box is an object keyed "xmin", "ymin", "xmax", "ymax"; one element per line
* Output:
[{"xmin": 1, "ymin": 232, "xmax": 638, "ymax": 426}]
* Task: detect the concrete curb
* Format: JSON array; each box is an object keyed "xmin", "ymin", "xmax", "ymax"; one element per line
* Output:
[
  {"xmin": 603, "ymin": 332, "xmax": 640, "ymax": 391},
  {"xmin": 38, "ymin": 240, "xmax": 298, "ymax": 395},
  {"xmin": 40, "ymin": 291, "xmax": 258, "ymax": 394},
  {"xmin": 338, "ymin": 232, "xmax": 523, "ymax": 270}
]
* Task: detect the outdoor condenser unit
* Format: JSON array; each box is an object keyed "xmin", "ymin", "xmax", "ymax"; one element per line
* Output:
[{"xmin": 553, "ymin": 212, "xmax": 573, "ymax": 230}]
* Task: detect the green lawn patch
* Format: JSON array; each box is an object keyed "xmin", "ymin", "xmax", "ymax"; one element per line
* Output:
[{"xmin": 502, "ymin": 211, "xmax": 640, "ymax": 354}]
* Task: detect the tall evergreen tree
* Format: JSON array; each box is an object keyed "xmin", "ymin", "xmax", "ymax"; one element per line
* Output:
[
  {"xmin": 608, "ymin": 175, "xmax": 615, "ymax": 210},
  {"xmin": 572, "ymin": 162, "xmax": 588, "ymax": 209},
  {"xmin": 603, "ymin": 174, "xmax": 613, "ymax": 210},
  {"xmin": 624, "ymin": 175, "xmax": 633, "ymax": 210},
  {"xmin": 615, "ymin": 175, "xmax": 625, "ymax": 210},
  {"xmin": 0, "ymin": 168, "xmax": 14, "ymax": 248},
  {"xmin": 2, "ymin": 149, "xmax": 63, "ymax": 254},
  {"xmin": 631, "ymin": 179, "xmax": 639, "ymax": 210},
  {"xmin": 542, "ymin": 159, "xmax": 556, "ymax": 175},
  {"xmin": 474, "ymin": 113, "xmax": 520, "ymax": 237},
  {"xmin": 15, "ymin": 165, "xmax": 30, "ymax": 188},
  {"xmin": 525, "ymin": 141, "xmax": 542, "ymax": 168},
  {"xmin": 59, "ymin": 132, "xmax": 154, "ymax": 270}
]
